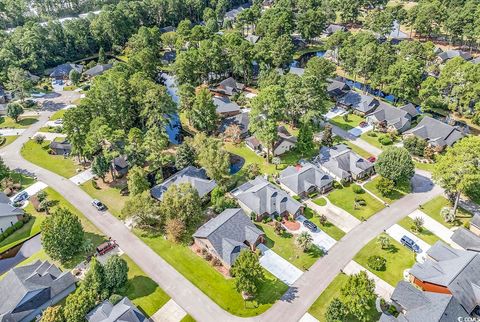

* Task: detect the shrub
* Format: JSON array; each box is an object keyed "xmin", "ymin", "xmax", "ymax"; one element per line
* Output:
[
  {"xmin": 441, "ymin": 206, "xmax": 456, "ymax": 223},
  {"xmin": 0, "ymin": 137, "xmax": 5, "ymax": 145},
  {"xmin": 0, "ymin": 234, "xmax": 4, "ymax": 242},
  {"xmin": 352, "ymin": 185, "xmax": 365, "ymax": 194},
  {"xmin": 376, "ymin": 177, "xmax": 395, "ymax": 196},
  {"xmin": 204, "ymin": 252, "xmax": 212, "ymax": 261},
  {"xmin": 333, "ymin": 181, "xmax": 343, "ymax": 189},
  {"xmin": 3, "ymin": 227, "xmax": 14, "ymax": 237},
  {"xmin": 318, "ymin": 214, "xmax": 328, "ymax": 226},
  {"xmin": 464, "ymin": 221, "xmax": 471, "ymax": 229},
  {"xmin": 354, "ymin": 196, "xmax": 366, "ymax": 206},
  {"xmin": 211, "ymin": 257, "xmax": 222, "ymax": 267},
  {"xmin": 262, "ymin": 216, "xmax": 272, "ymax": 223},
  {"xmin": 367, "ymin": 255, "xmax": 386, "ymax": 271},
  {"xmin": 109, "ymin": 294, "xmax": 123, "ymax": 305},
  {"xmin": 367, "ymin": 131, "xmax": 377, "ymax": 137},
  {"xmin": 13, "ymin": 221, "xmax": 24, "ymax": 230},
  {"xmin": 91, "ymin": 180, "xmax": 99, "ymax": 190},
  {"xmin": 378, "ymin": 135, "xmax": 393, "ymax": 146},
  {"xmin": 308, "ymin": 191, "xmax": 318, "ymax": 198},
  {"xmin": 34, "ymin": 134, "xmax": 46, "ymax": 144}
]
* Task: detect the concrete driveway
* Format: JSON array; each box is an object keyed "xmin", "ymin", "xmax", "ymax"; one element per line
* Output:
[
  {"xmin": 347, "ymin": 124, "xmax": 373, "ymax": 137},
  {"xmin": 0, "ymin": 129, "xmax": 25, "ymax": 136},
  {"xmin": 10, "ymin": 181, "xmax": 48, "ymax": 202},
  {"xmin": 69, "ymin": 168, "xmax": 95, "ymax": 185},
  {"xmin": 386, "ymin": 224, "xmax": 430, "ymax": 262},
  {"xmin": 408, "ymin": 210, "xmax": 456, "ymax": 246},
  {"xmin": 257, "ymin": 244, "xmax": 303, "ymax": 286},
  {"xmin": 295, "ymin": 215, "xmax": 336, "ymax": 252},
  {"xmin": 323, "ymin": 107, "xmax": 346, "ymax": 120}
]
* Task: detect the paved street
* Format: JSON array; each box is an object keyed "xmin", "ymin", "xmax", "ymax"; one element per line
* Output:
[{"xmin": 0, "ymin": 109, "xmax": 444, "ymax": 322}]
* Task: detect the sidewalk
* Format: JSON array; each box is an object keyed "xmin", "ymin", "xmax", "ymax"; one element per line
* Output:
[
  {"xmin": 150, "ymin": 299, "xmax": 187, "ymax": 322},
  {"xmin": 305, "ymin": 199, "xmax": 361, "ymax": 233},
  {"xmin": 343, "ymin": 260, "xmax": 395, "ymax": 299}
]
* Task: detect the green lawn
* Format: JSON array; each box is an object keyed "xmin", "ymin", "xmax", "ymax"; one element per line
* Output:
[
  {"xmin": 0, "ymin": 204, "xmax": 46, "ymax": 254},
  {"xmin": 0, "ymin": 116, "xmax": 38, "ymax": 129},
  {"xmin": 397, "ymin": 217, "xmax": 441, "ymax": 245},
  {"xmin": 330, "ymin": 114, "xmax": 364, "ymax": 131},
  {"xmin": 9, "ymin": 172, "xmax": 36, "ymax": 190},
  {"xmin": 81, "ymin": 180, "xmax": 128, "ymax": 219},
  {"xmin": 38, "ymin": 126, "xmax": 62, "ymax": 133},
  {"xmin": 354, "ymin": 233, "xmax": 416, "ymax": 286},
  {"xmin": 308, "ymin": 273, "xmax": 381, "ymax": 322},
  {"xmin": 21, "ymin": 140, "xmax": 78, "ymax": 178},
  {"xmin": 364, "ymin": 176, "xmax": 411, "ymax": 204},
  {"xmin": 137, "ymin": 232, "xmax": 288, "ymax": 317},
  {"xmin": 119, "ymin": 255, "xmax": 170, "ymax": 317},
  {"xmin": 313, "ymin": 197, "xmax": 327, "ymax": 206},
  {"xmin": 414, "ymin": 160, "xmax": 435, "ymax": 172},
  {"xmin": 0, "ymin": 135, "xmax": 18, "ymax": 147},
  {"xmin": 304, "ymin": 207, "xmax": 346, "ymax": 241},
  {"xmin": 257, "ymin": 222, "xmax": 322, "ymax": 270},
  {"xmin": 327, "ymin": 184, "xmax": 385, "ymax": 220},
  {"xmin": 181, "ymin": 315, "xmax": 196, "ymax": 322},
  {"xmin": 360, "ymin": 132, "xmax": 398, "ymax": 150},
  {"xmin": 50, "ymin": 109, "xmax": 67, "ymax": 120},
  {"xmin": 420, "ymin": 196, "xmax": 472, "ymax": 228},
  {"xmin": 224, "ymin": 142, "xmax": 277, "ymax": 175}
]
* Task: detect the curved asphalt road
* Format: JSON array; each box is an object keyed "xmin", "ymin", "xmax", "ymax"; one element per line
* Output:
[{"xmin": 0, "ymin": 112, "xmax": 443, "ymax": 322}]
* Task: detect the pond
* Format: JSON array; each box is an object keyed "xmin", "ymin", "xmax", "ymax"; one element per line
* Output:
[
  {"xmin": 290, "ymin": 51, "xmax": 326, "ymax": 68},
  {"xmin": 229, "ymin": 153, "xmax": 245, "ymax": 175},
  {"xmin": 161, "ymin": 73, "xmax": 184, "ymax": 145}
]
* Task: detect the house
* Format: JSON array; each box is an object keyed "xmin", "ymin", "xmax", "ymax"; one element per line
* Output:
[
  {"xmin": 246, "ymin": 126, "xmax": 297, "ymax": 156},
  {"xmin": 112, "ymin": 155, "xmax": 128, "ymax": 178},
  {"xmin": 336, "ymin": 91, "xmax": 379, "ymax": 115},
  {"xmin": 193, "ymin": 208, "xmax": 265, "ymax": 268},
  {"xmin": 314, "ymin": 144, "xmax": 375, "ymax": 182},
  {"xmin": 161, "ymin": 51, "xmax": 176, "ymax": 64},
  {"xmin": 437, "ymin": 50, "xmax": 473, "ymax": 63},
  {"xmin": 230, "ymin": 176, "xmax": 303, "ymax": 221},
  {"xmin": 384, "ymin": 21, "xmax": 409, "ymax": 43},
  {"xmin": 49, "ymin": 140, "xmax": 72, "ymax": 155},
  {"xmin": 279, "ymin": 163, "xmax": 334, "ymax": 197},
  {"xmin": 403, "ymin": 116, "xmax": 465, "ymax": 151},
  {"xmin": 0, "ymin": 261, "xmax": 76, "ymax": 322},
  {"xmin": 409, "ymin": 241, "xmax": 480, "ymax": 314},
  {"xmin": 219, "ymin": 112, "xmax": 250, "ymax": 138},
  {"xmin": 86, "ymin": 297, "xmax": 146, "ymax": 322},
  {"xmin": 150, "ymin": 166, "xmax": 216, "ymax": 201},
  {"xmin": 289, "ymin": 67, "xmax": 305, "ymax": 76},
  {"xmin": 451, "ymin": 214, "xmax": 480, "ymax": 252},
  {"xmin": 159, "ymin": 26, "xmax": 175, "ymax": 33},
  {"xmin": 323, "ymin": 24, "xmax": 346, "ymax": 36},
  {"xmin": 49, "ymin": 63, "xmax": 83, "ymax": 80},
  {"xmin": 365, "ymin": 102, "xmax": 412, "ymax": 133},
  {"xmin": 399, "ymin": 103, "xmax": 420, "ymax": 119},
  {"xmin": 214, "ymin": 77, "xmax": 245, "ymax": 96},
  {"xmin": 379, "ymin": 281, "xmax": 469, "ymax": 322},
  {"xmin": 84, "ymin": 64, "xmax": 113, "ymax": 78},
  {"xmin": 245, "ymin": 34, "xmax": 260, "ymax": 44},
  {"xmin": 0, "ymin": 192, "xmax": 25, "ymax": 233},
  {"xmin": 213, "ymin": 96, "xmax": 241, "ymax": 117},
  {"xmin": 292, "ymin": 36, "xmax": 307, "ymax": 49},
  {"xmin": 224, "ymin": 4, "xmax": 250, "ymax": 22},
  {"xmin": 327, "ymin": 78, "xmax": 350, "ymax": 99}
]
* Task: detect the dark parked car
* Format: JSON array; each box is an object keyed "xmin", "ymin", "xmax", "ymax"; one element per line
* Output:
[
  {"xmin": 401, "ymin": 235, "xmax": 420, "ymax": 253},
  {"xmin": 303, "ymin": 220, "xmax": 317, "ymax": 232},
  {"xmin": 92, "ymin": 199, "xmax": 107, "ymax": 211}
]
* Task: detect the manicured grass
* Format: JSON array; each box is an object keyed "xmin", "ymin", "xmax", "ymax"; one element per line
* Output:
[
  {"xmin": 304, "ymin": 208, "xmax": 346, "ymax": 241},
  {"xmin": 0, "ymin": 205, "xmax": 46, "ymax": 253},
  {"xmin": 313, "ymin": 197, "xmax": 327, "ymax": 206},
  {"xmin": 81, "ymin": 180, "xmax": 128, "ymax": 219},
  {"xmin": 421, "ymin": 196, "xmax": 472, "ymax": 228},
  {"xmin": 137, "ymin": 232, "xmax": 288, "ymax": 317},
  {"xmin": 51, "ymin": 109, "xmax": 67, "ymax": 120},
  {"xmin": 0, "ymin": 116, "xmax": 38, "ymax": 129},
  {"xmin": 119, "ymin": 255, "xmax": 170, "ymax": 317},
  {"xmin": 63, "ymin": 85, "xmax": 77, "ymax": 91},
  {"xmin": 181, "ymin": 315, "xmax": 196, "ymax": 322},
  {"xmin": 0, "ymin": 135, "xmax": 18, "ymax": 147},
  {"xmin": 330, "ymin": 114, "xmax": 364, "ymax": 131},
  {"xmin": 364, "ymin": 176, "xmax": 411, "ymax": 204},
  {"xmin": 308, "ymin": 273, "xmax": 381, "ymax": 322},
  {"xmin": 414, "ymin": 160, "xmax": 435, "ymax": 172},
  {"xmin": 354, "ymin": 233, "xmax": 416, "ymax": 286},
  {"xmin": 398, "ymin": 217, "xmax": 441, "ymax": 245},
  {"xmin": 257, "ymin": 222, "xmax": 323, "ymax": 270},
  {"xmin": 38, "ymin": 126, "xmax": 63, "ymax": 133},
  {"xmin": 327, "ymin": 184, "xmax": 385, "ymax": 220},
  {"xmin": 224, "ymin": 142, "xmax": 277, "ymax": 175},
  {"xmin": 360, "ymin": 132, "xmax": 398, "ymax": 150},
  {"xmin": 21, "ymin": 140, "xmax": 78, "ymax": 178}
]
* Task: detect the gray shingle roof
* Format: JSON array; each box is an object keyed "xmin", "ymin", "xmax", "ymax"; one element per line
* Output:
[
  {"xmin": 399, "ymin": 103, "xmax": 420, "ymax": 118},
  {"xmin": 327, "ymin": 79, "xmax": 350, "ymax": 97},
  {"xmin": 49, "ymin": 63, "xmax": 83, "ymax": 78},
  {"xmin": 324, "ymin": 24, "xmax": 346, "ymax": 35},
  {"xmin": 366, "ymin": 102, "xmax": 411, "ymax": 132},
  {"xmin": 231, "ymin": 176, "xmax": 303, "ymax": 216},
  {"xmin": 219, "ymin": 112, "xmax": 249, "ymax": 136},
  {"xmin": 314, "ymin": 144, "xmax": 374, "ymax": 180},
  {"xmin": 245, "ymin": 34, "xmax": 260, "ymax": 44},
  {"xmin": 150, "ymin": 166, "xmax": 216, "ymax": 200},
  {"xmin": 470, "ymin": 214, "xmax": 480, "ymax": 229},
  {"xmin": 451, "ymin": 228, "xmax": 480, "ymax": 252},
  {"xmin": 49, "ymin": 141, "xmax": 72, "ymax": 154},
  {"xmin": 337, "ymin": 91, "xmax": 378, "ymax": 113},
  {"xmin": 289, "ymin": 67, "xmax": 305, "ymax": 76},
  {"xmin": 404, "ymin": 116, "xmax": 465, "ymax": 148},
  {"xmin": 0, "ymin": 261, "xmax": 76, "ymax": 321},
  {"xmin": 84, "ymin": 64, "xmax": 113, "ymax": 77},
  {"xmin": 279, "ymin": 163, "xmax": 333, "ymax": 195},
  {"xmin": 409, "ymin": 241, "xmax": 480, "ymax": 313},
  {"xmin": 438, "ymin": 50, "xmax": 473, "ymax": 62},
  {"xmin": 213, "ymin": 96, "xmax": 240, "ymax": 114},
  {"xmin": 387, "ymin": 281, "xmax": 469, "ymax": 322},
  {"xmin": 193, "ymin": 208, "xmax": 264, "ymax": 266},
  {"xmin": 0, "ymin": 192, "xmax": 24, "ymax": 218},
  {"xmin": 86, "ymin": 297, "xmax": 146, "ymax": 322}
]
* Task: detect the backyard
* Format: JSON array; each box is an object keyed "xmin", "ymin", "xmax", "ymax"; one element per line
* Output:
[
  {"xmin": 421, "ymin": 196, "xmax": 472, "ymax": 228},
  {"xmin": 137, "ymin": 231, "xmax": 288, "ymax": 317},
  {"xmin": 330, "ymin": 114, "xmax": 364, "ymax": 131},
  {"xmin": 308, "ymin": 273, "xmax": 381, "ymax": 322},
  {"xmin": 397, "ymin": 217, "xmax": 441, "ymax": 245},
  {"xmin": 257, "ymin": 222, "xmax": 323, "ymax": 270},
  {"xmin": 327, "ymin": 184, "xmax": 385, "ymax": 220},
  {"xmin": 354, "ymin": 233, "xmax": 416, "ymax": 286},
  {"xmin": 0, "ymin": 116, "xmax": 38, "ymax": 129},
  {"xmin": 81, "ymin": 179, "xmax": 128, "ymax": 219},
  {"xmin": 364, "ymin": 176, "xmax": 411, "ymax": 204},
  {"xmin": 21, "ymin": 140, "xmax": 79, "ymax": 178}
]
